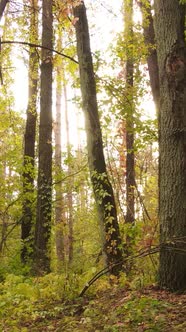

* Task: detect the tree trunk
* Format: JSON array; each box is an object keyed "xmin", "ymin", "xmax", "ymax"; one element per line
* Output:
[
  {"xmin": 0, "ymin": 0, "xmax": 8, "ymax": 20},
  {"xmin": 0, "ymin": 0, "xmax": 9, "ymax": 84},
  {"xmin": 21, "ymin": 0, "xmax": 39, "ymax": 265},
  {"xmin": 33, "ymin": 0, "xmax": 53, "ymax": 274},
  {"xmin": 154, "ymin": 0, "xmax": 186, "ymax": 291},
  {"xmin": 124, "ymin": 0, "xmax": 135, "ymax": 226},
  {"xmin": 64, "ymin": 79, "xmax": 74, "ymax": 264},
  {"xmin": 54, "ymin": 34, "xmax": 65, "ymax": 270},
  {"xmin": 139, "ymin": 0, "xmax": 160, "ymax": 110},
  {"xmin": 73, "ymin": 1, "xmax": 123, "ymax": 275},
  {"xmin": 0, "ymin": 160, "xmax": 7, "ymax": 253}
]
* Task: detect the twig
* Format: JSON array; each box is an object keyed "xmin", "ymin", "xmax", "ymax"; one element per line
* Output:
[
  {"xmin": 79, "ymin": 241, "xmax": 186, "ymax": 297},
  {"xmin": 134, "ymin": 179, "xmax": 152, "ymax": 221},
  {"xmin": 0, "ymin": 40, "xmax": 78, "ymax": 64},
  {"xmin": 52, "ymin": 163, "xmax": 88, "ymax": 186},
  {"xmin": 79, "ymin": 245, "xmax": 160, "ymax": 297}
]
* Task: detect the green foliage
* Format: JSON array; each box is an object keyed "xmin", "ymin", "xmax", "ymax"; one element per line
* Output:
[
  {"xmin": 0, "ymin": 272, "xmax": 81, "ymax": 329},
  {"xmin": 6, "ymin": 275, "xmax": 178, "ymax": 331},
  {"xmin": 113, "ymin": 296, "xmax": 167, "ymax": 331},
  {"xmin": 0, "ymin": 4, "xmax": 160, "ymax": 332},
  {"xmin": 91, "ymin": 170, "xmax": 111, "ymax": 205},
  {"xmin": 1, "ymin": 269, "xmax": 184, "ymax": 332},
  {"xmin": 0, "ymin": 105, "xmax": 26, "ymax": 273},
  {"xmin": 0, "ymin": 0, "xmax": 184, "ymax": 330}
]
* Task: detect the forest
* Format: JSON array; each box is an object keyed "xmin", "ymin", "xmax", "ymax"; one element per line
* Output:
[{"xmin": 0, "ymin": 0, "xmax": 186, "ymax": 331}]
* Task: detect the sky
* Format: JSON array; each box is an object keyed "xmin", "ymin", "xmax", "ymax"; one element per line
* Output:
[
  {"xmin": 12, "ymin": 3, "xmax": 112, "ymax": 94},
  {"xmin": 12, "ymin": 0, "xmax": 155, "ymax": 149},
  {"xmin": 13, "ymin": 0, "xmax": 124, "ymax": 109},
  {"xmin": 86, "ymin": 0, "xmax": 123, "ymax": 51},
  {"xmin": 12, "ymin": 0, "xmax": 125, "ymax": 149}
]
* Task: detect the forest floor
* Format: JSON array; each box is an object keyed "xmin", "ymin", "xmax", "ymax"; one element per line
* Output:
[{"xmin": 1, "ymin": 283, "xmax": 186, "ymax": 332}]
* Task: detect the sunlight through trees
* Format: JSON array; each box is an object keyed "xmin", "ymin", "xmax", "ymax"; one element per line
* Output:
[{"xmin": 0, "ymin": 0, "xmax": 185, "ymax": 313}]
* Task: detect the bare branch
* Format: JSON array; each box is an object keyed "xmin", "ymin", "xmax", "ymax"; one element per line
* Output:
[
  {"xmin": 0, "ymin": 40, "xmax": 78, "ymax": 63},
  {"xmin": 52, "ymin": 163, "xmax": 88, "ymax": 186},
  {"xmin": 79, "ymin": 239, "xmax": 186, "ymax": 296}
]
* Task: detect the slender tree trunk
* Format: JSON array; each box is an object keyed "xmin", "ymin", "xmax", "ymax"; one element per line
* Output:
[
  {"xmin": 0, "ymin": 160, "xmax": 7, "ymax": 253},
  {"xmin": 54, "ymin": 36, "xmax": 65, "ymax": 269},
  {"xmin": 0, "ymin": 0, "xmax": 9, "ymax": 84},
  {"xmin": 21, "ymin": 0, "xmax": 39, "ymax": 265},
  {"xmin": 73, "ymin": 1, "xmax": 123, "ymax": 275},
  {"xmin": 0, "ymin": 0, "xmax": 8, "ymax": 20},
  {"xmin": 124, "ymin": 0, "xmax": 135, "ymax": 226},
  {"xmin": 138, "ymin": 0, "xmax": 160, "ymax": 110},
  {"xmin": 154, "ymin": 0, "xmax": 186, "ymax": 291},
  {"xmin": 125, "ymin": 118, "xmax": 135, "ymax": 227},
  {"xmin": 63, "ymin": 79, "xmax": 73, "ymax": 264},
  {"xmin": 33, "ymin": 0, "xmax": 53, "ymax": 274}
]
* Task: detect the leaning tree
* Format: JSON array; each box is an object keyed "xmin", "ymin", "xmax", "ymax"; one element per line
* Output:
[{"xmin": 73, "ymin": 1, "xmax": 123, "ymax": 275}]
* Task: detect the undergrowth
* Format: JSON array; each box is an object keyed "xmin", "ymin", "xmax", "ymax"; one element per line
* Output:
[{"xmin": 0, "ymin": 265, "xmax": 186, "ymax": 331}]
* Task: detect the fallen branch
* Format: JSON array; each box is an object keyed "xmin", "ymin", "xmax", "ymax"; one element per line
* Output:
[
  {"xmin": 79, "ymin": 245, "xmax": 159, "ymax": 297},
  {"xmin": 79, "ymin": 240, "xmax": 186, "ymax": 297}
]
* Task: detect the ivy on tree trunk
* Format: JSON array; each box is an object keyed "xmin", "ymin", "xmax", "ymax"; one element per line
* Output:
[
  {"xmin": 33, "ymin": 0, "xmax": 53, "ymax": 275},
  {"xmin": 73, "ymin": 1, "xmax": 123, "ymax": 275},
  {"xmin": 21, "ymin": 0, "xmax": 39, "ymax": 265}
]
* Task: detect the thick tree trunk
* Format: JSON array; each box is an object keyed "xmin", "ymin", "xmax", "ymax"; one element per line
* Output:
[
  {"xmin": 73, "ymin": 1, "xmax": 123, "ymax": 274},
  {"xmin": 154, "ymin": 0, "xmax": 186, "ymax": 291},
  {"xmin": 21, "ymin": 0, "xmax": 39, "ymax": 265},
  {"xmin": 33, "ymin": 0, "xmax": 53, "ymax": 274}
]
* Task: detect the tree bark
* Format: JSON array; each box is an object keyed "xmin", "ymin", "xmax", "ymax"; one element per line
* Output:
[
  {"xmin": 21, "ymin": 0, "xmax": 39, "ymax": 265},
  {"xmin": 54, "ymin": 35, "xmax": 65, "ymax": 270},
  {"xmin": 33, "ymin": 0, "xmax": 53, "ymax": 274},
  {"xmin": 124, "ymin": 0, "xmax": 135, "ymax": 226},
  {"xmin": 0, "ymin": 0, "xmax": 8, "ymax": 20},
  {"xmin": 73, "ymin": 1, "xmax": 123, "ymax": 275},
  {"xmin": 154, "ymin": 0, "xmax": 186, "ymax": 291},
  {"xmin": 139, "ymin": 0, "xmax": 160, "ymax": 110},
  {"xmin": 0, "ymin": 0, "xmax": 9, "ymax": 84},
  {"xmin": 64, "ymin": 79, "xmax": 74, "ymax": 265}
]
